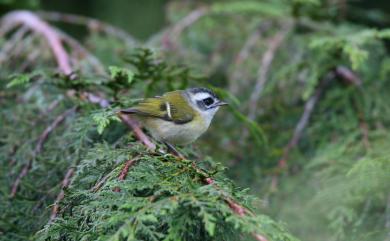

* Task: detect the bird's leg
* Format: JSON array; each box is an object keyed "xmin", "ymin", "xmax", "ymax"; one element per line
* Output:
[{"xmin": 164, "ymin": 142, "xmax": 185, "ymax": 159}]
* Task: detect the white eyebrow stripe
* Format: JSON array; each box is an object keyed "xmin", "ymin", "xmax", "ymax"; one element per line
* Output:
[{"xmin": 165, "ymin": 102, "xmax": 172, "ymax": 119}]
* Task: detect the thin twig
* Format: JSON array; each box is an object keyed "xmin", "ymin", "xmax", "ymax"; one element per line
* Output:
[
  {"xmin": 335, "ymin": 66, "xmax": 362, "ymax": 86},
  {"xmin": 280, "ymin": 71, "xmax": 335, "ymax": 165},
  {"xmin": 50, "ymin": 167, "xmax": 75, "ymax": 222},
  {"xmin": 10, "ymin": 163, "xmax": 31, "ymax": 198},
  {"xmin": 10, "ymin": 107, "xmax": 76, "ymax": 197},
  {"xmin": 35, "ymin": 107, "xmax": 77, "ymax": 154},
  {"xmin": 268, "ymin": 71, "xmax": 335, "ymax": 194},
  {"xmin": 163, "ymin": 7, "xmax": 209, "ymax": 49},
  {"xmin": 119, "ymin": 113, "xmax": 156, "ymax": 150},
  {"xmin": 56, "ymin": 30, "xmax": 106, "ymax": 76},
  {"xmin": 113, "ymin": 158, "xmax": 138, "ymax": 192},
  {"xmin": 270, "ymin": 66, "xmax": 361, "ymax": 191},
  {"xmin": 91, "ymin": 168, "xmax": 117, "ymax": 192},
  {"xmin": 229, "ymin": 25, "xmax": 263, "ymax": 95},
  {"xmin": 80, "ymin": 91, "xmax": 110, "ymax": 108},
  {"xmin": 19, "ymin": 47, "xmax": 41, "ymax": 72},
  {"xmin": 1, "ymin": 11, "xmax": 73, "ymax": 75},
  {"xmin": 248, "ymin": 23, "xmax": 292, "ymax": 120},
  {"xmin": 203, "ymin": 173, "xmax": 268, "ymax": 241},
  {"xmin": 38, "ymin": 11, "xmax": 137, "ymax": 47},
  {"xmin": 0, "ymin": 26, "xmax": 29, "ymax": 64}
]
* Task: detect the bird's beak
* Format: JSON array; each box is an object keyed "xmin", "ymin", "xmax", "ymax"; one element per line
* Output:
[{"xmin": 215, "ymin": 101, "xmax": 228, "ymax": 107}]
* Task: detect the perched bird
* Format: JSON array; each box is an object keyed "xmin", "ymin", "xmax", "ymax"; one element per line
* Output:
[{"xmin": 120, "ymin": 87, "xmax": 227, "ymax": 151}]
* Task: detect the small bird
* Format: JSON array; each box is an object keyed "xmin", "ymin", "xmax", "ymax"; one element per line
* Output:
[{"xmin": 120, "ymin": 87, "xmax": 227, "ymax": 152}]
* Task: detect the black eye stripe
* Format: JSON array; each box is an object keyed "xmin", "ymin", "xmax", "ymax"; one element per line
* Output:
[{"xmin": 203, "ymin": 97, "xmax": 214, "ymax": 106}]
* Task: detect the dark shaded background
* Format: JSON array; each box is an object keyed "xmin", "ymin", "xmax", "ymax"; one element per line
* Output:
[{"xmin": 1, "ymin": 0, "xmax": 388, "ymax": 40}]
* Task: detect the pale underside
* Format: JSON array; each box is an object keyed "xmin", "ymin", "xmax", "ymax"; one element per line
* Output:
[{"xmin": 139, "ymin": 115, "xmax": 210, "ymax": 145}]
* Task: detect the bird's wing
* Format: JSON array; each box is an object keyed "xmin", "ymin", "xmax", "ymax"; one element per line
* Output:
[{"xmin": 121, "ymin": 91, "xmax": 194, "ymax": 124}]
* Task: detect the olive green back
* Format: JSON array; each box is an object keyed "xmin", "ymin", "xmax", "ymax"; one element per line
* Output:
[{"xmin": 124, "ymin": 90, "xmax": 195, "ymax": 124}]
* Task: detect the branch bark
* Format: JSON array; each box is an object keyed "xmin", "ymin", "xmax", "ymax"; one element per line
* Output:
[
  {"xmin": 203, "ymin": 172, "xmax": 269, "ymax": 241},
  {"xmin": 119, "ymin": 114, "xmax": 156, "ymax": 150},
  {"xmin": 280, "ymin": 71, "xmax": 335, "ymax": 167},
  {"xmin": 1, "ymin": 11, "xmax": 73, "ymax": 75},
  {"xmin": 113, "ymin": 158, "xmax": 138, "ymax": 192},
  {"xmin": 10, "ymin": 107, "xmax": 76, "ymax": 197},
  {"xmin": 50, "ymin": 167, "xmax": 75, "ymax": 222}
]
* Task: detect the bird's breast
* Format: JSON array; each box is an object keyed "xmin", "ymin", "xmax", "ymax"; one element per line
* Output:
[{"xmin": 143, "ymin": 115, "xmax": 209, "ymax": 145}]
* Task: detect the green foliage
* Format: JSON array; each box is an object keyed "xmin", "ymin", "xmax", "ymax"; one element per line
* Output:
[
  {"xmin": 163, "ymin": 1, "xmax": 390, "ymax": 240},
  {"xmin": 109, "ymin": 66, "xmax": 135, "ymax": 85},
  {"xmin": 1, "ymin": 1, "xmax": 390, "ymax": 241},
  {"xmin": 210, "ymin": 1, "xmax": 288, "ymax": 17},
  {"xmin": 0, "ymin": 43, "xmax": 297, "ymax": 241},
  {"xmin": 36, "ymin": 145, "xmax": 297, "ymax": 241},
  {"xmin": 6, "ymin": 74, "xmax": 31, "ymax": 88},
  {"xmin": 92, "ymin": 109, "xmax": 121, "ymax": 134}
]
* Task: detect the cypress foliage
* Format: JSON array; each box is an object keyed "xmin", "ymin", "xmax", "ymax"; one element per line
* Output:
[
  {"xmin": 1, "ymin": 0, "xmax": 389, "ymax": 240},
  {"xmin": 0, "ymin": 49, "xmax": 297, "ymax": 240}
]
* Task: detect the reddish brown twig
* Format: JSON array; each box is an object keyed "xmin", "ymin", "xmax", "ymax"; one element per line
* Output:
[
  {"xmin": 1, "ymin": 11, "xmax": 72, "ymax": 75},
  {"xmin": 35, "ymin": 107, "xmax": 77, "ymax": 153},
  {"xmin": 50, "ymin": 167, "xmax": 75, "ymax": 222},
  {"xmin": 56, "ymin": 30, "xmax": 106, "ymax": 76},
  {"xmin": 203, "ymin": 170, "xmax": 268, "ymax": 241},
  {"xmin": 280, "ymin": 72, "xmax": 335, "ymax": 167},
  {"xmin": 268, "ymin": 71, "xmax": 335, "ymax": 194},
  {"xmin": 1, "ymin": 11, "xmax": 108, "ymax": 77},
  {"xmin": 270, "ymin": 66, "xmax": 362, "ymax": 192},
  {"xmin": 253, "ymin": 233, "xmax": 269, "ymax": 241},
  {"xmin": 79, "ymin": 91, "xmax": 110, "ymax": 108},
  {"xmin": 113, "ymin": 158, "xmax": 138, "ymax": 192},
  {"xmin": 10, "ymin": 162, "xmax": 31, "ymax": 198},
  {"xmin": 91, "ymin": 167, "xmax": 118, "ymax": 193},
  {"xmin": 119, "ymin": 113, "xmax": 156, "ymax": 150},
  {"xmin": 10, "ymin": 107, "xmax": 76, "ymax": 197},
  {"xmin": 335, "ymin": 66, "xmax": 362, "ymax": 86},
  {"xmin": 279, "ymin": 66, "xmax": 361, "ymax": 166}
]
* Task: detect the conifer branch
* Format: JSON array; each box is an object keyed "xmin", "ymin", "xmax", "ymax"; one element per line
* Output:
[
  {"xmin": 56, "ymin": 30, "xmax": 106, "ymax": 76},
  {"xmin": 203, "ymin": 170, "xmax": 269, "ymax": 241},
  {"xmin": 0, "ymin": 10, "xmax": 107, "ymax": 77},
  {"xmin": 72, "ymin": 91, "xmax": 155, "ymax": 149},
  {"xmin": 229, "ymin": 24, "xmax": 263, "ymax": 95},
  {"xmin": 248, "ymin": 22, "xmax": 293, "ymax": 120},
  {"xmin": 279, "ymin": 71, "xmax": 335, "ymax": 167},
  {"xmin": 270, "ymin": 66, "xmax": 362, "ymax": 191},
  {"xmin": 1, "ymin": 11, "xmax": 73, "ymax": 76},
  {"xmin": 162, "ymin": 6, "xmax": 209, "ymax": 49},
  {"xmin": 50, "ymin": 167, "xmax": 75, "ymax": 222},
  {"xmin": 113, "ymin": 158, "xmax": 138, "ymax": 192},
  {"xmin": 38, "ymin": 11, "xmax": 138, "ymax": 47},
  {"xmin": 335, "ymin": 66, "xmax": 362, "ymax": 86},
  {"xmin": 0, "ymin": 25, "xmax": 29, "ymax": 64},
  {"xmin": 119, "ymin": 113, "xmax": 156, "ymax": 150},
  {"xmin": 10, "ymin": 107, "xmax": 76, "ymax": 197},
  {"xmin": 91, "ymin": 168, "xmax": 117, "ymax": 193}
]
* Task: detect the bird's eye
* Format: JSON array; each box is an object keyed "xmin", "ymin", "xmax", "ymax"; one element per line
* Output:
[{"xmin": 203, "ymin": 97, "xmax": 214, "ymax": 106}]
